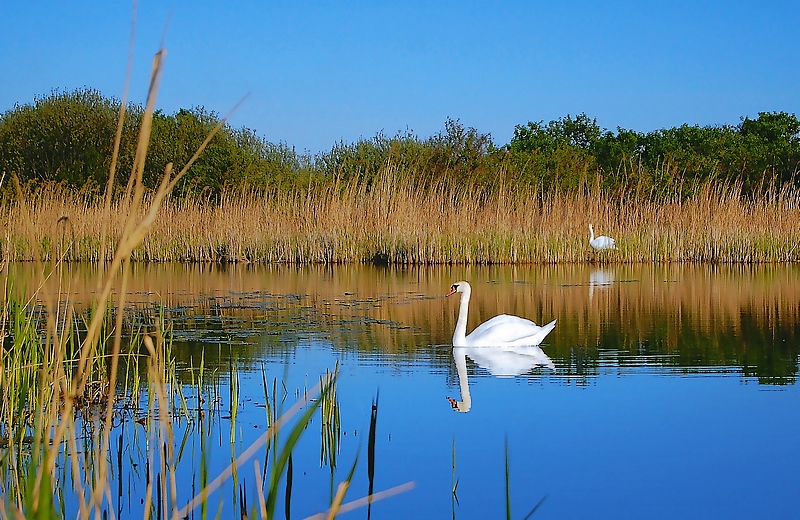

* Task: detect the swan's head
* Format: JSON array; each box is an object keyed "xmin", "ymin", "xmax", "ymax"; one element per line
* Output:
[
  {"xmin": 589, "ymin": 223, "xmax": 594, "ymax": 233},
  {"xmin": 446, "ymin": 281, "xmax": 471, "ymax": 297}
]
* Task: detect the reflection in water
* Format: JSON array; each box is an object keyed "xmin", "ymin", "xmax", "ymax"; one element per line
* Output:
[
  {"xmin": 4, "ymin": 262, "xmax": 800, "ymax": 384},
  {"xmin": 447, "ymin": 345, "xmax": 555, "ymax": 412},
  {"xmin": 5, "ymin": 263, "xmax": 799, "ymax": 518},
  {"xmin": 588, "ymin": 268, "xmax": 614, "ymax": 301}
]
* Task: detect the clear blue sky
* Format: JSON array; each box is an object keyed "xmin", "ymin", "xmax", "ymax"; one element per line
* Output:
[{"xmin": 3, "ymin": 1, "xmax": 799, "ymax": 154}]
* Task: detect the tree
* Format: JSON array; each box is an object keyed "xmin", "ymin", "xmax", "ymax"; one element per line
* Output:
[{"xmin": 0, "ymin": 88, "xmax": 134, "ymax": 188}]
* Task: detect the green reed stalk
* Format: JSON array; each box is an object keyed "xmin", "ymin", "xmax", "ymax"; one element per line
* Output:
[
  {"xmin": 367, "ymin": 392, "xmax": 379, "ymax": 519},
  {"xmin": 451, "ymin": 437, "xmax": 459, "ymax": 519},
  {"xmin": 285, "ymin": 453, "xmax": 293, "ymax": 520},
  {"xmin": 320, "ymin": 364, "xmax": 341, "ymax": 472},
  {"xmin": 505, "ymin": 437, "xmax": 511, "ymax": 520},
  {"xmin": 229, "ymin": 359, "xmax": 240, "ymax": 518}
]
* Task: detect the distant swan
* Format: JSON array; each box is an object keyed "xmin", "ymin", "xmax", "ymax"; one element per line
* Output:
[
  {"xmin": 446, "ymin": 281, "xmax": 557, "ymax": 347},
  {"xmin": 589, "ymin": 224, "xmax": 617, "ymax": 251}
]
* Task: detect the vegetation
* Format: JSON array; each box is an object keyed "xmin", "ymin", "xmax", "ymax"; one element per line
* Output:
[
  {"xmin": 2, "ymin": 171, "xmax": 800, "ymax": 264},
  {"xmin": 0, "ymin": 88, "xmax": 311, "ymax": 197},
  {"xmin": 0, "ymin": 49, "xmax": 409, "ymax": 519},
  {"xmin": 1, "ymin": 89, "xmax": 799, "ymax": 265}
]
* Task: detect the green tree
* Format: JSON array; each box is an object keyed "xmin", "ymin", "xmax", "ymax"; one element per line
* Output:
[
  {"xmin": 507, "ymin": 113, "xmax": 601, "ymax": 190},
  {"xmin": 0, "ymin": 88, "xmax": 137, "ymax": 188},
  {"xmin": 738, "ymin": 111, "xmax": 800, "ymax": 187},
  {"xmin": 0, "ymin": 90, "xmax": 311, "ymax": 196}
]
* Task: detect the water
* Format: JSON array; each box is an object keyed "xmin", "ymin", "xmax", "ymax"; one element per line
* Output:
[{"xmin": 8, "ymin": 263, "xmax": 800, "ymax": 518}]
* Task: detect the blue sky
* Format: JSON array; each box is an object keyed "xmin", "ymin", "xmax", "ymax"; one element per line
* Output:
[{"xmin": 3, "ymin": 1, "xmax": 799, "ymax": 154}]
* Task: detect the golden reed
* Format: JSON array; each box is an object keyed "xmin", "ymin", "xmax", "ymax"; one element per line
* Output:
[{"xmin": 4, "ymin": 167, "xmax": 800, "ymax": 264}]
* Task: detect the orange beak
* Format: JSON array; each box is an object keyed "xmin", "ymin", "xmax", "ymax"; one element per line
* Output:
[{"xmin": 446, "ymin": 286, "xmax": 457, "ymax": 297}]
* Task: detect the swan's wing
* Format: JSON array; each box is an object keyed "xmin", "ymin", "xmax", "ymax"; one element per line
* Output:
[
  {"xmin": 469, "ymin": 314, "xmax": 535, "ymax": 336},
  {"xmin": 467, "ymin": 315, "xmax": 556, "ymax": 346},
  {"xmin": 503, "ymin": 319, "xmax": 557, "ymax": 347}
]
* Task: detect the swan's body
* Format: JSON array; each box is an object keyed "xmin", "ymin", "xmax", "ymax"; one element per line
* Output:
[
  {"xmin": 589, "ymin": 224, "xmax": 617, "ymax": 251},
  {"xmin": 446, "ymin": 281, "xmax": 557, "ymax": 348}
]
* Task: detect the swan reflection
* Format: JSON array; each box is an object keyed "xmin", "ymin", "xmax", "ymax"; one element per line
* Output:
[
  {"xmin": 447, "ymin": 345, "xmax": 555, "ymax": 413},
  {"xmin": 589, "ymin": 268, "xmax": 614, "ymax": 300}
]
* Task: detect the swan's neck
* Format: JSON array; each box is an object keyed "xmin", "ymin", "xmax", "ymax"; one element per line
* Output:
[
  {"xmin": 589, "ymin": 226, "xmax": 595, "ymax": 241},
  {"xmin": 453, "ymin": 287, "xmax": 471, "ymax": 346},
  {"xmin": 452, "ymin": 347, "xmax": 472, "ymax": 412}
]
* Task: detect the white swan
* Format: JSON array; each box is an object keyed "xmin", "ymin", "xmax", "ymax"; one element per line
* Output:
[
  {"xmin": 446, "ymin": 281, "xmax": 557, "ymax": 347},
  {"xmin": 589, "ymin": 224, "xmax": 617, "ymax": 251},
  {"xmin": 447, "ymin": 345, "xmax": 555, "ymax": 412}
]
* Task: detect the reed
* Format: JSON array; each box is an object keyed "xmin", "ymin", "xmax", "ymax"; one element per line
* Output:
[
  {"xmin": 320, "ymin": 364, "xmax": 341, "ymax": 505},
  {"xmin": 451, "ymin": 437, "xmax": 459, "ymax": 519},
  {"xmin": 3, "ymin": 169, "xmax": 800, "ymax": 264}
]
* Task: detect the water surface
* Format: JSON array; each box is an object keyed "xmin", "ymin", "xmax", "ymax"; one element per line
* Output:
[{"xmin": 8, "ymin": 263, "xmax": 800, "ymax": 519}]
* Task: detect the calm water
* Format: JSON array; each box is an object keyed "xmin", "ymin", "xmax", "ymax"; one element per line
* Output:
[{"xmin": 9, "ymin": 263, "xmax": 800, "ymax": 519}]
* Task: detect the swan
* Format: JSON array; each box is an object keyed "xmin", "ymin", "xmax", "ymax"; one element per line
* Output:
[
  {"xmin": 447, "ymin": 344, "xmax": 555, "ymax": 413},
  {"xmin": 588, "ymin": 224, "xmax": 617, "ymax": 251},
  {"xmin": 446, "ymin": 281, "xmax": 557, "ymax": 347}
]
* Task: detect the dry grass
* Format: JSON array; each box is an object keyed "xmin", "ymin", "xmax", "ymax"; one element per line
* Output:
[{"xmin": 3, "ymin": 168, "xmax": 800, "ymax": 264}]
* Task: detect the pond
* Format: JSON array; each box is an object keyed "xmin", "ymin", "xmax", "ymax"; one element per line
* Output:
[{"xmin": 7, "ymin": 262, "xmax": 800, "ymax": 519}]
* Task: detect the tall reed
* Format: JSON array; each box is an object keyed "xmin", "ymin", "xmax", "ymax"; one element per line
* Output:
[{"xmin": 3, "ymin": 168, "xmax": 800, "ymax": 264}]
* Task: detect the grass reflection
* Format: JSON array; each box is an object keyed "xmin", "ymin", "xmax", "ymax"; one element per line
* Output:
[{"xmin": 5, "ymin": 263, "xmax": 799, "ymax": 384}]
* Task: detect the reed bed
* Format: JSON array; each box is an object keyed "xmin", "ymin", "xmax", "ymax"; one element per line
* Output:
[{"xmin": 3, "ymin": 170, "xmax": 800, "ymax": 264}]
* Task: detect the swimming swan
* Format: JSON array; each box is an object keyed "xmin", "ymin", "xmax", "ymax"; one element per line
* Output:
[
  {"xmin": 589, "ymin": 224, "xmax": 617, "ymax": 251},
  {"xmin": 446, "ymin": 281, "xmax": 557, "ymax": 347}
]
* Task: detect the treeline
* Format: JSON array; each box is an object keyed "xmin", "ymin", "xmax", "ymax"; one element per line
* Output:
[
  {"xmin": 1, "ymin": 88, "xmax": 799, "ymax": 197},
  {"xmin": 0, "ymin": 89, "xmax": 310, "ymax": 196}
]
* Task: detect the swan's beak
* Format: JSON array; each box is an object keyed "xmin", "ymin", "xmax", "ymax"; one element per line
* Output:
[
  {"xmin": 446, "ymin": 287, "xmax": 457, "ymax": 297},
  {"xmin": 447, "ymin": 396, "xmax": 469, "ymax": 412}
]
